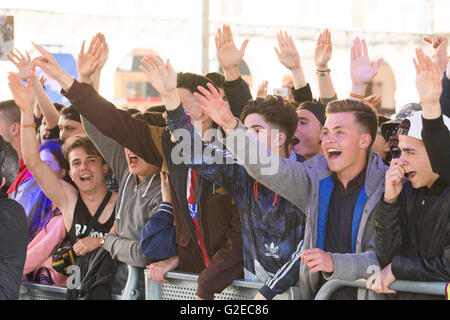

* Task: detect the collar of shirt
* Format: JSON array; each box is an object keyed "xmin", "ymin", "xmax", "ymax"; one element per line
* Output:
[{"xmin": 332, "ymin": 167, "xmax": 367, "ymax": 193}]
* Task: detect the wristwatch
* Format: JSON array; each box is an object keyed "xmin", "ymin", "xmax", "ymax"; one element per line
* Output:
[{"xmin": 100, "ymin": 236, "xmax": 106, "ymax": 246}]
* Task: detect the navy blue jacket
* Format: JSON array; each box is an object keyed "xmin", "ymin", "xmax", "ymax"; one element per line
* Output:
[{"xmin": 140, "ymin": 202, "xmax": 177, "ymax": 261}]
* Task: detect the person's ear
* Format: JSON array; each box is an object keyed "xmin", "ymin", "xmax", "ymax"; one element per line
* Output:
[
  {"xmin": 10, "ymin": 122, "xmax": 20, "ymax": 138},
  {"xmin": 103, "ymin": 163, "xmax": 109, "ymax": 176},
  {"xmin": 360, "ymin": 133, "xmax": 372, "ymax": 150},
  {"xmin": 0, "ymin": 177, "xmax": 6, "ymax": 189},
  {"xmin": 68, "ymin": 169, "xmax": 74, "ymax": 182},
  {"xmin": 277, "ymin": 131, "xmax": 287, "ymax": 148}
]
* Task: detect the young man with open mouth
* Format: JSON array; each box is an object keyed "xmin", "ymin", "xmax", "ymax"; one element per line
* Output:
[
  {"xmin": 194, "ymin": 37, "xmax": 388, "ymax": 300},
  {"xmin": 367, "ymin": 49, "xmax": 450, "ymax": 300}
]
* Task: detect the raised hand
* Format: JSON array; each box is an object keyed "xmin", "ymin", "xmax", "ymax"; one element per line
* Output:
[
  {"xmin": 351, "ymin": 37, "xmax": 383, "ymax": 89},
  {"xmin": 315, "ymin": 29, "xmax": 333, "ymax": 70},
  {"xmin": 96, "ymin": 33, "xmax": 110, "ymax": 70},
  {"xmin": 193, "ymin": 83, "xmax": 237, "ymax": 131},
  {"xmin": 30, "ymin": 42, "xmax": 62, "ymax": 80},
  {"xmin": 414, "ymin": 48, "xmax": 443, "ymax": 105},
  {"xmin": 30, "ymin": 42, "xmax": 74, "ymax": 92},
  {"xmin": 8, "ymin": 73, "xmax": 35, "ymax": 113},
  {"xmin": 384, "ymin": 159, "xmax": 405, "ymax": 203},
  {"xmin": 140, "ymin": 54, "xmax": 177, "ymax": 96},
  {"xmin": 424, "ymin": 36, "xmax": 448, "ymax": 76},
  {"xmin": 364, "ymin": 94, "xmax": 382, "ymax": 109},
  {"xmin": 6, "ymin": 49, "xmax": 36, "ymax": 81},
  {"xmin": 275, "ymin": 31, "xmax": 302, "ymax": 71},
  {"xmin": 77, "ymin": 36, "xmax": 103, "ymax": 82},
  {"xmin": 215, "ymin": 25, "xmax": 249, "ymax": 75}
]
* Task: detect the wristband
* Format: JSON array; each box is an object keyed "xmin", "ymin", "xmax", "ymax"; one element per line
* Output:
[
  {"xmin": 21, "ymin": 123, "xmax": 36, "ymax": 129},
  {"xmin": 316, "ymin": 69, "xmax": 331, "ymax": 77},
  {"xmin": 349, "ymin": 93, "xmax": 365, "ymax": 100}
]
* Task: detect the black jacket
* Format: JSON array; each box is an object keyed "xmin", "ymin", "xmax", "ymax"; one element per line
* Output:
[
  {"xmin": 0, "ymin": 193, "xmax": 28, "ymax": 300},
  {"xmin": 374, "ymin": 179, "xmax": 450, "ymax": 299},
  {"xmin": 422, "ymin": 116, "xmax": 450, "ymax": 183}
]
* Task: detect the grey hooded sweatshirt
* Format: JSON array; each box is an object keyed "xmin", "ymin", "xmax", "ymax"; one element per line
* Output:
[
  {"xmin": 81, "ymin": 117, "xmax": 162, "ymax": 297},
  {"xmin": 221, "ymin": 121, "xmax": 388, "ymax": 300}
]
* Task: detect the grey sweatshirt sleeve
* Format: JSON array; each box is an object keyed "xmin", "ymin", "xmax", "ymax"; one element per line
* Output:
[
  {"xmin": 323, "ymin": 237, "xmax": 380, "ymax": 281},
  {"xmin": 220, "ymin": 120, "xmax": 312, "ymax": 212},
  {"xmin": 102, "ymin": 233, "xmax": 151, "ymax": 268},
  {"xmin": 102, "ymin": 197, "xmax": 161, "ymax": 268},
  {"xmin": 81, "ymin": 116, "xmax": 128, "ymax": 182}
]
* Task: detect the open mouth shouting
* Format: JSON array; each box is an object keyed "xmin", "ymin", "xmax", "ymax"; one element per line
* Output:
[
  {"xmin": 327, "ymin": 148, "xmax": 342, "ymax": 161},
  {"xmin": 404, "ymin": 170, "xmax": 417, "ymax": 181},
  {"xmin": 80, "ymin": 174, "xmax": 94, "ymax": 182}
]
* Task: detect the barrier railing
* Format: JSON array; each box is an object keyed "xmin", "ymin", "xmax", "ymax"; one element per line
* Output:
[
  {"xmin": 20, "ymin": 265, "xmax": 142, "ymax": 300},
  {"xmin": 314, "ymin": 279, "xmax": 447, "ymax": 300},
  {"xmin": 144, "ymin": 270, "xmax": 299, "ymax": 300}
]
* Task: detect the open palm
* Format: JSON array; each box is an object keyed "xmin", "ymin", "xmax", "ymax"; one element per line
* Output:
[
  {"xmin": 7, "ymin": 49, "xmax": 35, "ymax": 81},
  {"xmin": 414, "ymin": 48, "xmax": 442, "ymax": 104},
  {"xmin": 275, "ymin": 31, "xmax": 301, "ymax": 71},
  {"xmin": 351, "ymin": 37, "xmax": 383, "ymax": 85},
  {"xmin": 216, "ymin": 25, "xmax": 249, "ymax": 70},
  {"xmin": 315, "ymin": 29, "xmax": 333, "ymax": 69},
  {"xmin": 193, "ymin": 83, "xmax": 236, "ymax": 130},
  {"xmin": 140, "ymin": 54, "xmax": 177, "ymax": 97},
  {"xmin": 8, "ymin": 73, "xmax": 35, "ymax": 112}
]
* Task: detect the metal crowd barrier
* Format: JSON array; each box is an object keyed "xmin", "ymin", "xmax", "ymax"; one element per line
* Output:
[
  {"xmin": 19, "ymin": 265, "xmax": 141, "ymax": 300},
  {"xmin": 314, "ymin": 279, "xmax": 448, "ymax": 300},
  {"xmin": 145, "ymin": 270, "xmax": 300, "ymax": 300}
]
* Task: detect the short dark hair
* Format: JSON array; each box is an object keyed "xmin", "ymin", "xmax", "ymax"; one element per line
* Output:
[
  {"xmin": 146, "ymin": 105, "xmax": 166, "ymax": 114},
  {"xmin": 240, "ymin": 95, "xmax": 299, "ymax": 154},
  {"xmin": 60, "ymin": 106, "xmax": 81, "ymax": 123},
  {"xmin": 0, "ymin": 135, "xmax": 19, "ymax": 191},
  {"xmin": 326, "ymin": 99, "xmax": 379, "ymax": 148},
  {"xmin": 177, "ymin": 72, "xmax": 219, "ymax": 95},
  {"xmin": 205, "ymin": 72, "xmax": 226, "ymax": 89},
  {"xmin": 62, "ymin": 135, "xmax": 105, "ymax": 164},
  {"xmin": 0, "ymin": 100, "xmax": 21, "ymax": 125}
]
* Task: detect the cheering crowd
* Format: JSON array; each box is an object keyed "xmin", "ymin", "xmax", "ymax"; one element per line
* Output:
[{"xmin": 0, "ymin": 25, "xmax": 448, "ymax": 300}]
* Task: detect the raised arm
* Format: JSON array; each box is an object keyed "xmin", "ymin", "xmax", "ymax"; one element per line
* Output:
[
  {"xmin": 315, "ymin": 29, "xmax": 337, "ymax": 104},
  {"xmin": 414, "ymin": 49, "xmax": 450, "ymax": 182},
  {"xmin": 275, "ymin": 30, "xmax": 313, "ymax": 104},
  {"xmin": 7, "ymin": 48, "xmax": 60, "ymax": 128},
  {"xmin": 77, "ymin": 35, "xmax": 103, "ymax": 89},
  {"xmin": 193, "ymin": 83, "xmax": 312, "ymax": 212},
  {"xmin": 215, "ymin": 25, "xmax": 249, "ymax": 82},
  {"xmin": 30, "ymin": 43, "xmax": 163, "ymax": 167},
  {"xmin": 349, "ymin": 37, "xmax": 383, "ymax": 101},
  {"xmin": 8, "ymin": 73, "xmax": 76, "ymax": 231},
  {"xmin": 216, "ymin": 25, "xmax": 252, "ymax": 116}
]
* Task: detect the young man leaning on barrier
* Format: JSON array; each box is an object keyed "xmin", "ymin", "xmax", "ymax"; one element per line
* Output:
[
  {"xmin": 195, "ymin": 37, "xmax": 388, "ymax": 300},
  {"xmin": 164, "ymin": 85, "xmax": 306, "ymax": 299},
  {"xmin": 367, "ymin": 49, "xmax": 450, "ymax": 300}
]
